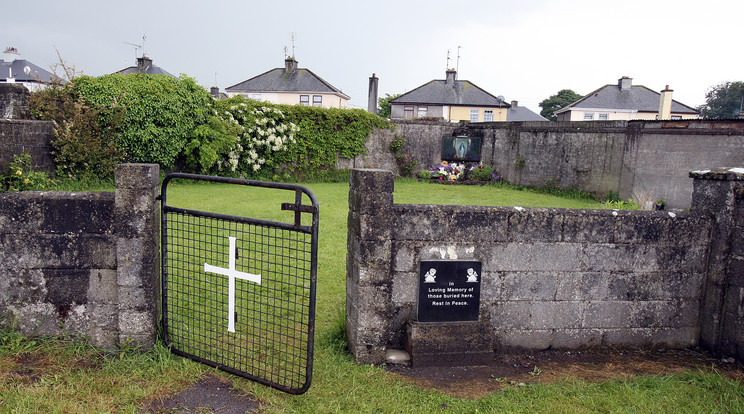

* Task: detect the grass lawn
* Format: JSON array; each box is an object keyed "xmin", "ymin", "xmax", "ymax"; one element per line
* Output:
[{"xmin": 1, "ymin": 179, "xmax": 742, "ymax": 413}]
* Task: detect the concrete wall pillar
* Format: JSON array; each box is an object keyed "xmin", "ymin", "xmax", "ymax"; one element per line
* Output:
[
  {"xmin": 690, "ymin": 167, "xmax": 744, "ymax": 360},
  {"xmin": 114, "ymin": 163, "xmax": 160, "ymax": 347},
  {"xmin": 346, "ymin": 168, "xmax": 395, "ymax": 363}
]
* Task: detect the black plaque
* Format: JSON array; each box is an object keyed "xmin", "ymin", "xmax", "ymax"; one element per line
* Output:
[{"xmin": 417, "ymin": 261, "xmax": 482, "ymax": 322}]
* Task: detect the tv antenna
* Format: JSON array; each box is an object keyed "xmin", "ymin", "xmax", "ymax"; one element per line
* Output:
[
  {"xmin": 290, "ymin": 32, "xmax": 297, "ymax": 58},
  {"xmin": 123, "ymin": 35, "xmax": 147, "ymax": 60},
  {"xmin": 456, "ymin": 46, "xmax": 462, "ymax": 74},
  {"xmin": 123, "ymin": 41, "xmax": 142, "ymax": 60},
  {"xmin": 446, "ymin": 49, "xmax": 451, "ymax": 70}
]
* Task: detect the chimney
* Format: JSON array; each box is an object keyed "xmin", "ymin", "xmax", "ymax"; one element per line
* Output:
[
  {"xmin": 367, "ymin": 73, "xmax": 379, "ymax": 114},
  {"xmin": 3, "ymin": 47, "xmax": 20, "ymax": 63},
  {"xmin": 285, "ymin": 57, "xmax": 298, "ymax": 73},
  {"xmin": 658, "ymin": 85, "xmax": 673, "ymax": 120},
  {"xmin": 137, "ymin": 56, "xmax": 153, "ymax": 72},
  {"xmin": 511, "ymin": 100, "xmax": 518, "ymax": 109},
  {"xmin": 445, "ymin": 69, "xmax": 457, "ymax": 85},
  {"xmin": 618, "ymin": 76, "xmax": 632, "ymax": 91},
  {"xmin": 210, "ymin": 86, "xmax": 220, "ymax": 99}
]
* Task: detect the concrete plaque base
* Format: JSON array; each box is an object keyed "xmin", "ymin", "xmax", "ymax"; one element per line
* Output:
[{"xmin": 404, "ymin": 320, "xmax": 493, "ymax": 367}]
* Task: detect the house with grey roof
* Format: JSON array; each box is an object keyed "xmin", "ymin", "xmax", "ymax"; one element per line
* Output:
[
  {"xmin": 389, "ymin": 69, "xmax": 509, "ymax": 122},
  {"xmin": 1, "ymin": 47, "xmax": 57, "ymax": 91},
  {"xmin": 554, "ymin": 77, "xmax": 699, "ymax": 121},
  {"xmin": 506, "ymin": 100, "xmax": 548, "ymax": 122},
  {"xmin": 114, "ymin": 56, "xmax": 174, "ymax": 77},
  {"xmin": 225, "ymin": 57, "xmax": 349, "ymax": 109}
]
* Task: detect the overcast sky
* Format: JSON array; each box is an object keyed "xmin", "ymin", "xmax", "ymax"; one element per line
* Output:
[{"xmin": 3, "ymin": 0, "xmax": 742, "ymax": 112}]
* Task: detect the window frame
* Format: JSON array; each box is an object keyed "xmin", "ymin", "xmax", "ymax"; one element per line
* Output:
[
  {"xmin": 404, "ymin": 106, "xmax": 414, "ymax": 119},
  {"xmin": 300, "ymin": 95, "xmax": 310, "ymax": 106},
  {"xmin": 583, "ymin": 113, "xmax": 594, "ymax": 120},
  {"xmin": 470, "ymin": 109, "xmax": 480, "ymax": 122},
  {"xmin": 484, "ymin": 110, "xmax": 494, "ymax": 122},
  {"xmin": 312, "ymin": 95, "xmax": 322, "ymax": 107}
]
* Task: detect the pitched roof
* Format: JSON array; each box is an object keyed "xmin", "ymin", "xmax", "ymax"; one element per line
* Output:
[
  {"xmin": 507, "ymin": 104, "xmax": 548, "ymax": 121},
  {"xmin": 390, "ymin": 74, "xmax": 508, "ymax": 108},
  {"xmin": 556, "ymin": 80, "xmax": 698, "ymax": 114},
  {"xmin": 114, "ymin": 57, "xmax": 174, "ymax": 77},
  {"xmin": 0, "ymin": 59, "xmax": 56, "ymax": 84},
  {"xmin": 226, "ymin": 66, "xmax": 349, "ymax": 99}
]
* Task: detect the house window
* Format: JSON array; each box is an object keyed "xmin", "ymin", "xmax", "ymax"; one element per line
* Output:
[
  {"xmin": 404, "ymin": 106, "xmax": 414, "ymax": 119},
  {"xmin": 598, "ymin": 113, "xmax": 609, "ymax": 120},
  {"xmin": 417, "ymin": 107, "xmax": 428, "ymax": 118},
  {"xmin": 313, "ymin": 95, "xmax": 322, "ymax": 107},
  {"xmin": 583, "ymin": 113, "xmax": 594, "ymax": 120},
  {"xmin": 300, "ymin": 95, "xmax": 310, "ymax": 106},
  {"xmin": 252, "ymin": 93, "xmax": 262, "ymax": 101},
  {"xmin": 484, "ymin": 110, "xmax": 494, "ymax": 122},
  {"xmin": 470, "ymin": 109, "xmax": 479, "ymax": 122},
  {"xmin": 671, "ymin": 115, "xmax": 682, "ymax": 120}
]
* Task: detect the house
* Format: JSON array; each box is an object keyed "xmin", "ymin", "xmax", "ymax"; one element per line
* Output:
[
  {"xmin": 554, "ymin": 77, "xmax": 699, "ymax": 121},
  {"xmin": 389, "ymin": 69, "xmax": 509, "ymax": 122},
  {"xmin": 506, "ymin": 100, "xmax": 548, "ymax": 122},
  {"xmin": 114, "ymin": 55, "xmax": 174, "ymax": 76},
  {"xmin": 0, "ymin": 47, "xmax": 57, "ymax": 91},
  {"xmin": 225, "ymin": 57, "xmax": 349, "ymax": 109}
]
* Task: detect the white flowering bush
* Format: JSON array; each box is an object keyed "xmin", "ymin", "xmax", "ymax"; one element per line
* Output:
[
  {"xmin": 185, "ymin": 96, "xmax": 390, "ymax": 180},
  {"xmin": 201, "ymin": 98, "xmax": 298, "ymax": 177}
]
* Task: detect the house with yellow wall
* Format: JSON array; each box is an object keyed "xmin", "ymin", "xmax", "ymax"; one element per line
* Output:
[
  {"xmin": 225, "ymin": 57, "xmax": 349, "ymax": 109},
  {"xmin": 389, "ymin": 69, "xmax": 509, "ymax": 122}
]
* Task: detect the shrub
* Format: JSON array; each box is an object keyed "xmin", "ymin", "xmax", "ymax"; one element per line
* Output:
[
  {"xmin": 1, "ymin": 153, "xmax": 53, "ymax": 192},
  {"xmin": 469, "ymin": 164, "xmax": 495, "ymax": 181}
]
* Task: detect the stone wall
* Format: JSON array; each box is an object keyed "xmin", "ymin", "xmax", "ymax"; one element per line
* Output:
[
  {"xmin": 690, "ymin": 168, "xmax": 744, "ymax": 360},
  {"xmin": 0, "ymin": 163, "xmax": 160, "ymax": 348},
  {"xmin": 352, "ymin": 120, "xmax": 744, "ymax": 210},
  {"xmin": 0, "ymin": 119, "xmax": 55, "ymax": 173},
  {"xmin": 0, "ymin": 84, "xmax": 31, "ymax": 120},
  {"xmin": 345, "ymin": 168, "xmax": 744, "ymax": 365}
]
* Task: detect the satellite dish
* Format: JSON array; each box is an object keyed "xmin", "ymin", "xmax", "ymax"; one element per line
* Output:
[{"xmin": 23, "ymin": 66, "xmax": 31, "ymax": 75}]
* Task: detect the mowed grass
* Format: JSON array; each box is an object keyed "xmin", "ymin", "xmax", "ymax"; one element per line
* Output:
[{"xmin": 1, "ymin": 179, "xmax": 742, "ymax": 413}]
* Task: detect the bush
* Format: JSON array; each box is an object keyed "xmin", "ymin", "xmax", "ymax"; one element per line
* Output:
[
  {"xmin": 1, "ymin": 153, "xmax": 53, "ymax": 192},
  {"xmin": 209, "ymin": 96, "xmax": 391, "ymax": 180},
  {"xmin": 31, "ymin": 78, "xmax": 392, "ymax": 182},
  {"xmin": 469, "ymin": 164, "xmax": 495, "ymax": 181}
]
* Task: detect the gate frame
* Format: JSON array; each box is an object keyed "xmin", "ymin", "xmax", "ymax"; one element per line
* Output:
[{"xmin": 160, "ymin": 172, "xmax": 319, "ymax": 394}]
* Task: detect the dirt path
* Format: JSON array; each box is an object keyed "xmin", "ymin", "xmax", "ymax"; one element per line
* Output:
[
  {"xmin": 141, "ymin": 347, "xmax": 741, "ymax": 411},
  {"xmin": 384, "ymin": 347, "xmax": 743, "ymax": 398}
]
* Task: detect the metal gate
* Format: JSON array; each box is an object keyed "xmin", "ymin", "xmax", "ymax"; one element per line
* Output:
[{"xmin": 160, "ymin": 173, "xmax": 319, "ymax": 394}]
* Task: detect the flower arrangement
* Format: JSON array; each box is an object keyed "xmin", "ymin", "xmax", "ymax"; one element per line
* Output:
[
  {"xmin": 419, "ymin": 162, "xmax": 502, "ymax": 183},
  {"xmin": 429, "ymin": 161, "xmax": 466, "ymax": 181}
]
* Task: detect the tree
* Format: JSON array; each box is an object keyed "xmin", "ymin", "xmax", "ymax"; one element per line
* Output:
[
  {"xmin": 539, "ymin": 89, "xmax": 583, "ymax": 121},
  {"xmin": 697, "ymin": 81, "xmax": 744, "ymax": 119},
  {"xmin": 377, "ymin": 93, "xmax": 401, "ymax": 118}
]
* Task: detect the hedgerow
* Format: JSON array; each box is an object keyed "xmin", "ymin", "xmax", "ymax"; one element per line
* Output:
[{"xmin": 30, "ymin": 76, "xmax": 391, "ymax": 181}]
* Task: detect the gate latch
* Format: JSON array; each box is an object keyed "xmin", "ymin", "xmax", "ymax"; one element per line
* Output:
[{"xmin": 281, "ymin": 202, "xmax": 318, "ymax": 227}]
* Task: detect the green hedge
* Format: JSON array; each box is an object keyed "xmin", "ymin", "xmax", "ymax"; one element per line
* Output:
[{"xmin": 31, "ymin": 76, "xmax": 391, "ymax": 181}]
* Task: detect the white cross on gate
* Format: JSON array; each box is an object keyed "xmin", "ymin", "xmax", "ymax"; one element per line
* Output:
[{"xmin": 204, "ymin": 236, "xmax": 261, "ymax": 333}]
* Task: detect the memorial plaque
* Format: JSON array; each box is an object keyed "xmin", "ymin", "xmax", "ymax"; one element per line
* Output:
[
  {"xmin": 417, "ymin": 261, "xmax": 481, "ymax": 322},
  {"xmin": 441, "ymin": 136, "xmax": 482, "ymax": 162}
]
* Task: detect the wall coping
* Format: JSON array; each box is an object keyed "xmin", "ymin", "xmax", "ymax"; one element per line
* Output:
[{"xmin": 689, "ymin": 167, "xmax": 744, "ymax": 181}]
